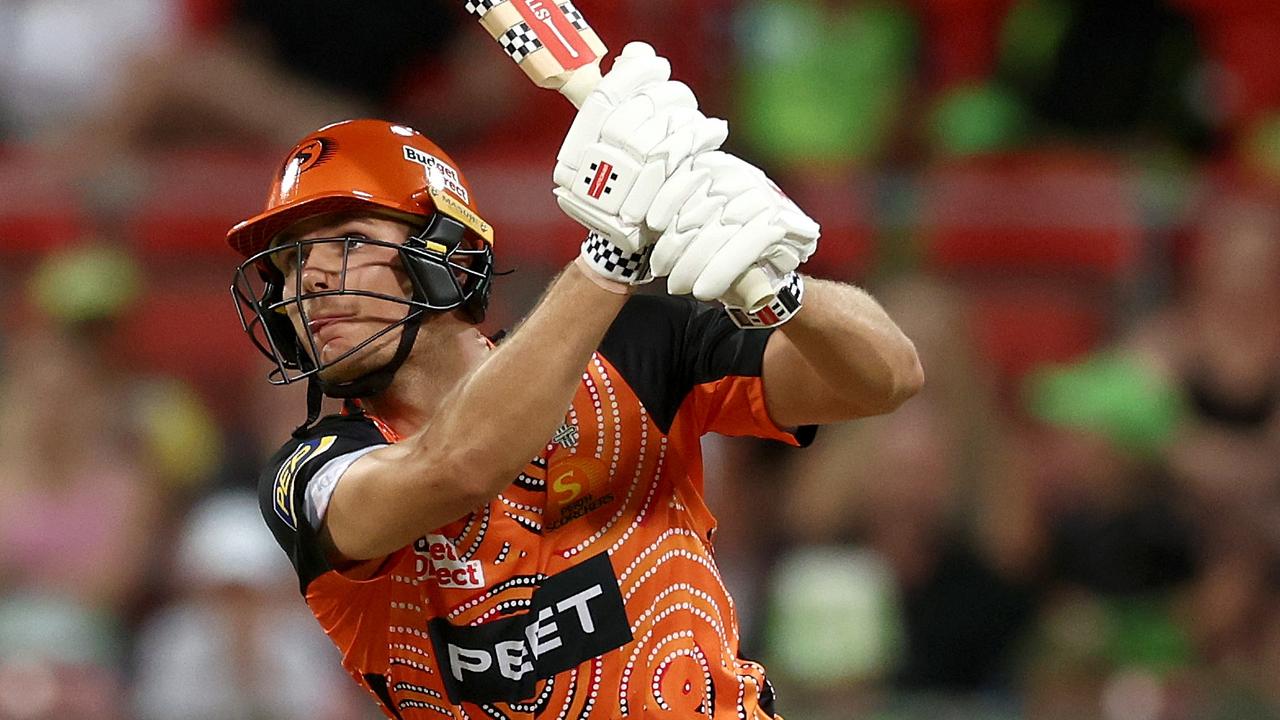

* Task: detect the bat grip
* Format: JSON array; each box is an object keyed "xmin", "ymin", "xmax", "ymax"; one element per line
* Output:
[
  {"xmin": 557, "ymin": 60, "xmax": 777, "ymax": 313},
  {"xmin": 721, "ymin": 266, "xmax": 777, "ymax": 312},
  {"xmin": 559, "ymin": 62, "xmax": 602, "ymax": 109}
]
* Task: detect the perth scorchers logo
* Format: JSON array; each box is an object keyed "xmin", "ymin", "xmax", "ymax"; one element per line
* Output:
[
  {"xmin": 291, "ymin": 138, "xmax": 337, "ymax": 174},
  {"xmin": 277, "ymin": 138, "xmax": 338, "ymax": 197}
]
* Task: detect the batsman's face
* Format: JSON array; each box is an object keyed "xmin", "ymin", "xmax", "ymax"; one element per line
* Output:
[{"xmin": 273, "ymin": 212, "xmax": 418, "ymax": 383}]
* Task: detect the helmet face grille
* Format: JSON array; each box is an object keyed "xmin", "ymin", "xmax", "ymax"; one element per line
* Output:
[{"xmin": 230, "ymin": 229, "xmax": 493, "ymax": 385}]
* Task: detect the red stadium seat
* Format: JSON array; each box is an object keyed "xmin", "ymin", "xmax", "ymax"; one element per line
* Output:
[
  {"xmin": 968, "ymin": 285, "xmax": 1107, "ymax": 380},
  {"xmin": 782, "ymin": 174, "xmax": 876, "ymax": 280},
  {"xmin": 0, "ymin": 147, "xmax": 86, "ymax": 256},
  {"xmin": 126, "ymin": 149, "xmax": 278, "ymax": 259},
  {"xmin": 109, "ymin": 272, "xmax": 261, "ymax": 415},
  {"xmin": 920, "ymin": 150, "xmax": 1143, "ymax": 280}
]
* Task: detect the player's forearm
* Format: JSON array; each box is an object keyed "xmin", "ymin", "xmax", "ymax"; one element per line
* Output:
[
  {"xmin": 419, "ymin": 261, "xmax": 629, "ymax": 492},
  {"xmin": 782, "ymin": 278, "xmax": 923, "ymax": 414}
]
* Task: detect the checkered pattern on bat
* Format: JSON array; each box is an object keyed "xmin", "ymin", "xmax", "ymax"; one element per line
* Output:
[
  {"xmin": 558, "ymin": 2, "xmax": 588, "ymax": 31},
  {"xmin": 499, "ymin": 22, "xmax": 544, "ymax": 64},
  {"xmin": 464, "ymin": 0, "xmax": 502, "ymax": 19}
]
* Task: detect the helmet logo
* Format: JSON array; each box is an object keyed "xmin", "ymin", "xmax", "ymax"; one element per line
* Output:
[
  {"xmin": 293, "ymin": 138, "xmax": 336, "ymax": 174},
  {"xmin": 403, "ymin": 145, "xmax": 470, "ymax": 204},
  {"xmin": 278, "ymin": 138, "xmax": 337, "ymax": 198}
]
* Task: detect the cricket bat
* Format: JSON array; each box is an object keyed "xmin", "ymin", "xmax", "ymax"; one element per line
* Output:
[{"xmin": 464, "ymin": 0, "xmax": 776, "ymax": 311}]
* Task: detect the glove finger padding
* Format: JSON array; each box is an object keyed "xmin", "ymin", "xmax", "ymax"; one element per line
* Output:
[
  {"xmin": 556, "ymin": 41, "xmax": 731, "ymax": 281},
  {"xmin": 599, "ymin": 86, "xmax": 698, "ymax": 160},
  {"xmin": 691, "ymin": 215, "xmax": 786, "ymax": 301},
  {"xmin": 599, "ymin": 96, "xmax": 660, "ymax": 148},
  {"xmin": 649, "ymin": 224, "xmax": 697, "ymax": 279},
  {"xmin": 593, "ymin": 42, "xmax": 669, "ymax": 104},
  {"xmin": 667, "ymin": 213, "xmax": 739, "ymax": 297},
  {"xmin": 721, "ymin": 187, "xmax": 778, "ymax": 225},
  {"xmin": 558, "ymin": 43, "xmax": 670, "ymax": 169},
  {"xmin": 672, "ymin": 183, "xmax": 724, "ymax": 232},
  {"xmin": 646, "ymin": 164, "xmax": 711, "ymax": 235},
  {"xmin": 649, "ymin": 112, "xmax": 727, "ymax": 175}
]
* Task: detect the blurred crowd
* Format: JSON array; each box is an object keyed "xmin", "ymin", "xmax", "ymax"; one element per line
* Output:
[{"xmin": 1, "ymin": 0, "xmax": 1279, "ymax": 718}]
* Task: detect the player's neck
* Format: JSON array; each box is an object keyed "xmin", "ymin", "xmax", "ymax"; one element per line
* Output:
[{"xmin": 361, "ymin": 320, "xmax": 492, "ymax": 435}]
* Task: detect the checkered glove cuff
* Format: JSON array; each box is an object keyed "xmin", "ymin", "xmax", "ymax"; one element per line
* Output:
[
  {"xmin": 724, "ymin": 272, "xmax": 804, "ymax": 329},
  {"xmin": 580, "ymin": 232, "xmax": 654, "ymax": 285}
]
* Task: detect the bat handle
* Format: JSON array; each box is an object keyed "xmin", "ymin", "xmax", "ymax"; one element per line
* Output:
[
  {"xmin": 557, "ymin": 61, "xmax": 777, "ymax": 313},
  {"xmin": 558, "ymin": 62, "xmax": 603, "ymax": 109},
  {"xmin": 720, "ymin": 266, "xmax": 777, "ymax": 312}
]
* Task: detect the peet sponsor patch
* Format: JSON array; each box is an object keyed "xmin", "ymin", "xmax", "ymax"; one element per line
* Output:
[{"xmin": 428, "ymin": 552, "xmax": 631, "ymax": 704}]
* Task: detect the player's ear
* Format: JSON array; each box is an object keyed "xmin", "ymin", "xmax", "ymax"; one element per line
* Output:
[{"xmin": 401, "ymin": 215, "xmax": 470, "ymax": 306}]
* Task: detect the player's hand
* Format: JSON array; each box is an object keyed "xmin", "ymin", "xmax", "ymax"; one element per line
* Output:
[
  {"xmin": 650, "ymin": 152, "xmax": 820, "ymax": 305},
  {"xmin": 554, "ymin": 42, "xmax": 727, "ymax": 284}
]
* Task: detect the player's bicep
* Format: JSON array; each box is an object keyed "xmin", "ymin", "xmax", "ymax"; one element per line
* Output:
[{"xmin": 319, "ymin": 440, "xmax": 492, "ymax": 563}]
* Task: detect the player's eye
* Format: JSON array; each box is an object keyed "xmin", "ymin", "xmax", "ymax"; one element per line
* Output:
[{"xmin": 274, "ymin": 243, "xmax": 306, "ymax": 272}]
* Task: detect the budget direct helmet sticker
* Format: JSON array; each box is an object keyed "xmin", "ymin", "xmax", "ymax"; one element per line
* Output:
[{"xmin": 403, "ymin": 145, "xmax": 471, "ymax": 204}]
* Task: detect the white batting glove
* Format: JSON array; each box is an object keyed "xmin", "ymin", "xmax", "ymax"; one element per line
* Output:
[
  {"xmin": 554, "ymin": 42, "xmax": 728, "ymax": 284},
  {"xmin": 650, "ymin": 152, "xmax": 820, "ymax": 320}
]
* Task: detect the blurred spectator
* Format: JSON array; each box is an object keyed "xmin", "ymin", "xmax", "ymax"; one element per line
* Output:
[
  {"xmin": 0, "ymin": 594, "xmax": 126, "ymax": 720},
  {"xmin": 1019, "ymin": 351, "xmax": 1199, "ymax": 719},
  {"xmin": 1024, "ymin": 352, "xmax": 1196, "ymax": 596},
  {"xmin": 1124, "ymin": 193, "xmax": 1280, "ymax": 714},
  {"xmin": 1128, "ymin": 195, "xmax": 1280, "ymax": 507},
  {"xmin": 87, "ymin": 0, "xmax": 522, "ymax": 154},
  {"xmin": 131, "ymin": 491, "xmax": 363, "ymax": 720},
  {"xmin": 0, "ymin": 243, "xmax": 224, "ymax": 616},
  {"xmin": 0, "ymin": 321, "xmax": 160, "ymax": 613},
  {"xmin": 731, "ymin": 0, "xmax": 919, "ymax": 173},
  {"xmin": 0, "ymin": 0, "xmax": 179, "ymax": 144},
  {"xmin": 734, "ymin": 278, "xmax": 1041, "ymax": 718}
]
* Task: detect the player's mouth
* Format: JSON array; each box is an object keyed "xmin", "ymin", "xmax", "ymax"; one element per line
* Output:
[{"xmin": 308, "ymin": 314, "xmax": 358, "ymax": 346}]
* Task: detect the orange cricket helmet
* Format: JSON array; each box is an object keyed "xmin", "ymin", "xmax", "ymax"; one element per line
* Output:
[
  {"xmin": 226, "ymin": 118, "xmax": 493, "ymax": 257},
  {"xmin": 228, "ymin": 119, "xmax": 496, "ymax": 408}
]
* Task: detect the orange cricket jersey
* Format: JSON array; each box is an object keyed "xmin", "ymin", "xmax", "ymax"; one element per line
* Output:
[{"xmin": 259, "ymin": 295, "xmax": 814, "ymax": 718}]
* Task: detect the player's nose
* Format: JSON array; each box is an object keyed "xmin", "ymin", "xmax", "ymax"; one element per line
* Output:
[{"xmin": 300, "ymin": 241, "xmax": 346, "ymax": 291}]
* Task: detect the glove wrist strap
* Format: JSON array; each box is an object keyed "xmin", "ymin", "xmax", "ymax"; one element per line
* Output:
[
  {"xmin": 725, "ymin": 272, "xmax": 804, "ymax": 329},
  {"xmin": 580, "ymin": 232, "xmax": 654, "ymax": 285},
  {"xmin": 573, "ymin": 255, "xmax": 631, "ymax": 295}
]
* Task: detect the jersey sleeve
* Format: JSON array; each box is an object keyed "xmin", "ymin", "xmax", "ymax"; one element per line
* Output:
[
  {"xmin": 257, "ymin": 414, "xmax": 390, "ymax": 594},
  {"xmin": 599, "ymin": 295, "xmax": 815, "ymax": 445}
]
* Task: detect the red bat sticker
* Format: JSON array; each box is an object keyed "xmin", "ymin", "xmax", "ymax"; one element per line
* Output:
[{"xmin": 512, "ymin": 0, "xmax": 596, "ymax": 71}]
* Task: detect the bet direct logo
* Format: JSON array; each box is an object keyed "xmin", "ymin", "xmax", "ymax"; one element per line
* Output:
[
  {"xmin": 414, "ymin": 534, "xmax": 485, "ymax": 589},
  {"xmin": 428, "ymin": 552, "xmax": 632, "ymax": 704},
  {"xmin": 403, "ymin": 146, "xmax": 470, "ymax": 203}
]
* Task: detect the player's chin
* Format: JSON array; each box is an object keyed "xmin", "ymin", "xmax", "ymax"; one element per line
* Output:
[{"xmin": 316, "ymin": 333, "xmax": 399, "ymax": 383}]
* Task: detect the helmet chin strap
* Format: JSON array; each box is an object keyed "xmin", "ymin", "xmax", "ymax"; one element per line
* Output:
[{"xmin": 291, "ymin": 312, "xmax": 425, "ymax": 438}]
